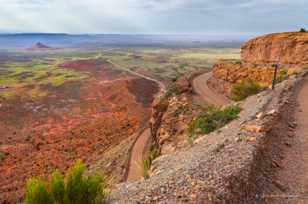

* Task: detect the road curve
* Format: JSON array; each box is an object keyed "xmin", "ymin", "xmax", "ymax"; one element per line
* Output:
[
  {"xmin": 106, "ymin": 59, "xmax": 165, "ymax": 182},
  {"xmin": 126, "ymin": 129, "xmax": 151, "ymax": 181},
  {"xmin": 192, "ymin": 72, "xmax": 230, "ymax": 106}
]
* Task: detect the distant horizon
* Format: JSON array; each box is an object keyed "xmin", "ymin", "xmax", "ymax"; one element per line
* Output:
[{"xmin": 0, "ymin": 0, "xmax": 306, "ymax": 35}]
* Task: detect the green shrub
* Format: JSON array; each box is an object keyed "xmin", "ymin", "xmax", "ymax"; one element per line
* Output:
[
  {"xmin": 25, "ymin": 178, "xmax": 53, "ymax": 204},
  {"xmin": 300, "ymin": 28, "xmax": 307, "ymax": 32},
  {"xmin": 164, "ymin": 82, "xmax": 179, "ymax": 98},
  {"xmin": 25, "ymin": 160, "xmax": 107, "ymax": 204},
  {"xmin": 142, "ymin": 147, "xmax": 159, "ymax": 179},
  {"xmin": 50, "ymin": 171, "xmax": 65, "ymax": 204},
  {"xmin": 188, "ymin": 105, "xmax": 241, "ymax": 136},
  {"xmin": 276, "ymin": 69, "xmax": 288, "ymax": 83},
  {"xmin": 0, "ymin": 151, "xmax": 6, "ymax": 162},
  {"xmin": 231, "ymin": 79, "xmax": 263, "ymax": 101}
]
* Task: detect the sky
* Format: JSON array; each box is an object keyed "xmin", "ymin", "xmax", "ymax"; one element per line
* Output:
[{"xmin": 0, "ymin": 0, "xmax": 307, "ymax": 35}]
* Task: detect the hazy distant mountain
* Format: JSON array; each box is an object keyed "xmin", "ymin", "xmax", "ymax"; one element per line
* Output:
[
  {"xmin": 0, "ymin": 33, "xmax": 250, "ymax": 49},
  {"xmin": 29, "ymin": 42, "xmax": 51, "ymax": 50}
]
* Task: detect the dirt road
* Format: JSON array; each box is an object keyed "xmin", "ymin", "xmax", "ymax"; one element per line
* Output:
[
  {"xmin": 268, "ymin": 78, "xmax": 308, "ymax": 203},
  {"xmin": 107, "ymin": 60, "xmax": 166, "ymax": 182},
  {"xmin": 192, "ymin": 72, "xmax": 230, "ymax": 106},
  {"xmin": 126, "ymin": 129, "xmax": 151, "ymax": 181},
  {"xmin": 126, "ymin": 71, "xmax": 230, "ymax": 182}
]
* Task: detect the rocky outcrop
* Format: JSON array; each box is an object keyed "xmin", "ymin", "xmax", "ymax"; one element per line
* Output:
[
  {"xmin": 110, "ymin": 71, "xmax": 304, "ymax": 204},
  {"xmin": 241, "ymin": 32, "xmax": 308, "ymax": 66},
  {"xmin": 175, "ymin": 76, "xmax": 193, "ymax": 94},
  {"xmin": 208, "ymin": 61, "xmax": 275, "ymax": 97},
  {"xmin": 150, "ymin": 96, "xmax": 169, "ymax": 148},
  {"xmin": 209, "ymin": 32, "xmax": 308, "ymax": 96}
]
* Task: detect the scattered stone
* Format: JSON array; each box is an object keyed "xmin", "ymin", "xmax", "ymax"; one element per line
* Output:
[
  {"xmin": 266, "ymin": 109, "xmax": 277, "ymax": 116},
  {"xmin": 242, "ymin": 124, "xmax": 264, "ymax": 133},
  {"xmin": 235, "ymin": 137, "xmax": 242, "ymax": 142},
  {"xmin": 272, "ymin": 160, "xmax": 281, "ymax": 168},
  {"xmin": 247, "ymin": 137, "xmax": 257, "ymax": 142},
  {"xmin": 256, "ymin": 112, "xmax": 264, "ymax": 120},
  {"xmin": 285, "ymin": 142, "xmax": 292, "ymax": 147},
  {"xmin": 288, "ymin": 134, "xmax": 294, "ymax": 138},
  {"xmin": 273, "ymin": 180, "xmax": 288, "ymax": 192},
  {"xmin": 288, "ymin": 122, "xmax": 297, "ymax": 129}
]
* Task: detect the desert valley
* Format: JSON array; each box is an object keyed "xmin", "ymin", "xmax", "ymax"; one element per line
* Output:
[{"xmin": 0, "ymin": 1, "xmax": 307, "ymax": 203}]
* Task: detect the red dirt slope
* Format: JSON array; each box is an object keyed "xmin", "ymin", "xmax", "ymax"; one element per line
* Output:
[{"xmin": 0, "ymin": 59, "xmax": 159, "ymax": 203}]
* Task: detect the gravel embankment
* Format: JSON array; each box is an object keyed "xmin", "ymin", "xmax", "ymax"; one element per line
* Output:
[{"xmin": 109, "ymin": 75, "xmax": 302, "ymax": 204}]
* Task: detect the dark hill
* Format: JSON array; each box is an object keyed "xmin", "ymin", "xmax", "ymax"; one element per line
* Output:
[{"xmin": 29, "ymin": 42, "xmax": 51, "ymax": 50}]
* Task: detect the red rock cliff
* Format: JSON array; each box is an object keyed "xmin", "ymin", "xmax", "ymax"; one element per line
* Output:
[
  {"xmin": 241, "ymin": 32, "xmax": 308, "ymax": 66},
  {"xmin": 209, "ymin": 32, "xmax": 308, "ymax": 97}
]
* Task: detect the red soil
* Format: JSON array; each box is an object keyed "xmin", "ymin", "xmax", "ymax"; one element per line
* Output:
[{"xmin": 0, "ymin": 59, "xmax": 159, "ymax": 203}]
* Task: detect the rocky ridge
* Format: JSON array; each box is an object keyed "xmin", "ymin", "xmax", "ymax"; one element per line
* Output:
[
  {"xmin": 110, "ymin": 69, "xmax": 305, "ymax": 203},
  {"xmin": 241, "ymin": 32, "xmax": 308, "ymax": 66},
  {"xmin": 208, "ymin": 32, "xmax": 308, "ymax": 96}
]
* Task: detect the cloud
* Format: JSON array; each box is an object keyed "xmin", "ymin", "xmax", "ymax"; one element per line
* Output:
[{"xmin": 0, "ymin": 0, "xmax": 306, "ymax": 34}]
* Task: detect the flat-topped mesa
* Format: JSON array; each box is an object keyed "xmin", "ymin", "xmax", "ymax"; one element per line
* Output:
[
  {"xmin": 241, "ymin": 32, "xmax": 308, "ymax": 66},
  {"xmin": 209, "ymin": 32, "xmax": 308, "ymax": 97}
]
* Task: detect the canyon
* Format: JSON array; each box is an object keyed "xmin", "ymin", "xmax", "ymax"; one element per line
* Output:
[{"xmin": 111, "ymin": 32, "xmax": 308, "ymax": 203}]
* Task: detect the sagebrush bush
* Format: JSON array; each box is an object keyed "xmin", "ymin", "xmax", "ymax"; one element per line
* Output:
[
  {"xmin": 25, "ymin": 160, "xmax": 107, "ymax": 204},
  {"xmin": 276, "ymin": 69, "xmax": 288, "ymax": 83},
  {"xmin": 25, "ymin": 178, "xmax": 53, "ymax": 204},
  {"xmin": 231, "ymin": 79, "xmax": 263, "ymax": 101},
  {"xmin": 142, "ymin": 147, "xmax": 159, "ymax": 179},
  {"xmin": 188, "ymin": 105, "xmax": 241, "ymax": 135},
  {"xmin": 164, "ymin": 82, "xmax": 180, "ymax": 98}
]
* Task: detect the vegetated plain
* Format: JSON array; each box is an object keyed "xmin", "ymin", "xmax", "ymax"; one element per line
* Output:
[{"xmin": 0, "ymin": 47, "xmax": 239, "ymax": 203}]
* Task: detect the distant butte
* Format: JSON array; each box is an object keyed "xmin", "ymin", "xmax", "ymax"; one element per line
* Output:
[{"xmin": 29, "ymin": 42, "xmax": 51, "ymax": 50}]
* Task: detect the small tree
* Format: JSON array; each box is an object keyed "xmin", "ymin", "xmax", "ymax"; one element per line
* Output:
[
  {"xmin": 300, "ymin": 28, "xmax": 307, "ymax": 32},
  {"xmin": 25, "ymin": 160, "xmax": 107, "ymax": 204}
]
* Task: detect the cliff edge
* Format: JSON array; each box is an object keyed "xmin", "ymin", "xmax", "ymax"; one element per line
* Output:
[{"xmin": 208, "ymin": 32, "xmax": 308, "ymax": 97}]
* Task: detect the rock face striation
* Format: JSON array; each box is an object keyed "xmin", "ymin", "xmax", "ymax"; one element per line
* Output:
[
  {"xmin": 209, "ymin": 32, "xmax": 308, "ymax": 96},
  {"xmin": 241, "ymin": 32, "xmax": 308, "ymax": 66}
]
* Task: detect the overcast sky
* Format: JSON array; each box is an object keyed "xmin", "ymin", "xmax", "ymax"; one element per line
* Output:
[{"xmin": 0, "ymin": 0, "xmax": 307, "ymax": 35}]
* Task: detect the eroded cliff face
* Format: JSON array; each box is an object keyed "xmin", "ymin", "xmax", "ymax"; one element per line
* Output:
[
  {"xmin": 209, "ymin": 32, "xmax": 308, "ymax": 96},
  {"xmin": 241, "ymin": 32, "xmax": 308, "ymax": 66},
  {"xmin": 208, "ymin": 61, "xmax": 275, "ymax": 97}
]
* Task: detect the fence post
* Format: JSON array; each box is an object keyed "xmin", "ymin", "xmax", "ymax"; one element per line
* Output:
[{"xmin": 272, "ymin": 64, "xmax": 279, "ymax": 90}]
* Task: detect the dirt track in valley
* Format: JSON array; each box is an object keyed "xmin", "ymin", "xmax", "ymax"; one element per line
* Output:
[
  {"xmin": 109, "ymin": 60, "xmax": 165, "ymax": 182},
  {"xmin": 192, "ymin": 72, "xmax": 230, "ymax": 106},
  {"xmin": 126, "ymin": 129, "xmax": 152, "ymax": 181}
]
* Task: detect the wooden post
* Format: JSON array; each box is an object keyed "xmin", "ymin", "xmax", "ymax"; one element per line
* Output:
[{"xmin": 272, "ymin": 64, "xmax": 279, "ymax": 90}]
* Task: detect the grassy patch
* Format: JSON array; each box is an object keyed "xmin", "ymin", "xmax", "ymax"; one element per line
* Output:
[
  {"xmin": 174, "ymin": 49, "xmax": 240, "ymax": 62},
  {"xmin": 25, "ymin": 160, "xmax": 108, "ymax": 204},
  {"xmin": 188, "ymin": 105, "xmax": 241, "ymax": 136},
  {"xmin": 142, "ymin": 147, "xmax": 159, "ymax": 179},
  {"xmin": 164, "ymin": 82, "xmax": 180, "ymax": 98},
  {"xmin": 231, "ymin": 79, "xmax": 264, "ymax": 101},
  {"xmin": 97, "ymin": 48, "xmax": 239, "ymax": 82},
  {"xmin": 276, "ymin": 69, "xmax": 288, "ymax": 83},
  {"xmin": 0, "ymin": 151, "xmax": 7, "ymax": 162},
  {"xmin": 0, "ymin": 60, "xmax": 89, "ymax": 99}
]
